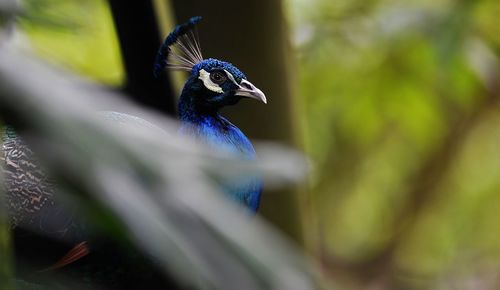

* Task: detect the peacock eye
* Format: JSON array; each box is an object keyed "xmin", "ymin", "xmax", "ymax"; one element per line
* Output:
[{"xmin": 209, "ymin": 70, "xmax": 227, "ymax": 84}]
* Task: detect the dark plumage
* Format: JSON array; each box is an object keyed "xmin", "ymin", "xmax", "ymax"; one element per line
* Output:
[
  {"xmin": 153, "ymin": 16, "xmax": 202, "ymax": 78},
  {"xmin": 2, "ymin": 125, "xmax": 55, "ymax": 228}
]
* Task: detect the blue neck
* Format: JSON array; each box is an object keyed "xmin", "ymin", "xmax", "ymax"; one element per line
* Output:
[
  {"xmin": 177, "ymin": 86, "xmax": 255, "ymax": 158},
  {"xmin": 178, "ymin": 93, "xmax": 218, "ymax": 124},
  {"xmin": 177, "ymin": 79, "xmax": 220, "ymax": 123}
]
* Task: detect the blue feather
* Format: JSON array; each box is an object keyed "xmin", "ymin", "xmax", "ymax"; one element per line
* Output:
[{"xmin": 179, "ymin": 114, "xmax": 262, "ymax": 212}]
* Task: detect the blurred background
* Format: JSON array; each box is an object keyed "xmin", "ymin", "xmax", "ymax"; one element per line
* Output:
[{"xmin": 2, "ymin": 0, "xmax": 500, "ymax": 289}]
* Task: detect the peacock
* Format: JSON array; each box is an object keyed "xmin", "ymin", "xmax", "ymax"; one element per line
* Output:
[
  {"xmin": 1, "ymin": 16, "xmax": 266, "ymax": 288},
  {"xmin": 154, "ymin": 16, "xmax": 266, "ymax": 212}
]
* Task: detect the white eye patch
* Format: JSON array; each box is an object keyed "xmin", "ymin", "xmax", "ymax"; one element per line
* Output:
[{"xmin": 198, "ymin": 69, "xmax": 223, "ymax": 93}]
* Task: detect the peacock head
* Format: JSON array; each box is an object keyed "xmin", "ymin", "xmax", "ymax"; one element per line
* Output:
[
  {"xmin": 188, "ymin": 58, "xmax": 266, "ymax": 107},
  {"xmin": 154, "ymin": 16, "xmax": 266, "ymax": 109}
]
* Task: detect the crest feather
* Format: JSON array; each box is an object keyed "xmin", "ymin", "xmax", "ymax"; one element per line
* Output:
[{"xmin": 154, "ymin": 16, "xmax": 203, "ymax": 77}]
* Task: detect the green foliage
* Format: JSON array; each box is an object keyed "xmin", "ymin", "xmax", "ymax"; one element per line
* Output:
[
  {"xmin": 291, "ymin": 0, "xmax": 500, "ymax": 288},
  {"xmin": 18, "ymin": 0, "xmax": 124, "ymax": 85}
]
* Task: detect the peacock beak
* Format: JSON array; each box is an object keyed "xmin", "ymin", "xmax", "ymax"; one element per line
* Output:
[{"xmin": 235, "ymin": 79, "xmax": 267, "ymax": 104}]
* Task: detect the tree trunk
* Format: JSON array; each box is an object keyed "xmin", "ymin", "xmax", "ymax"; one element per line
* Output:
[{"xmin": 108, "ymin": 0, "xmax": 176, "ymax": 116}]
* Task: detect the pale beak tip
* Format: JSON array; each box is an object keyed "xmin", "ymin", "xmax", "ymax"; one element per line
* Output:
[
  {"xmin": 254, "ymin": 90, "xmax": 267, "ymax": 104},
  {"xmin": 235, "ymin": 79, "xmax": 268, "ymax": 104}
]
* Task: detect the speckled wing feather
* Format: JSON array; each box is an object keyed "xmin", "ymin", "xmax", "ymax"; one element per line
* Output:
[{"xmin": 1, "ymin": 126, "xmax": 55, "ymax": 228}]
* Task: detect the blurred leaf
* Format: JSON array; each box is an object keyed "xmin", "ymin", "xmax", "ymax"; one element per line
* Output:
[
  {"xmin": 16, "ymin": 0, "xmax": 125, "ymax": 86},
  {"xmin": 18, "ymin": 0, "xmax": 88, "ymax": 31},
  {"xmin": 0, "ymin": 46, "xmax": 313, "ymax": 290}
]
